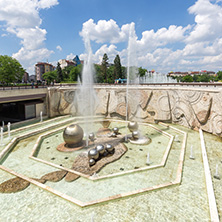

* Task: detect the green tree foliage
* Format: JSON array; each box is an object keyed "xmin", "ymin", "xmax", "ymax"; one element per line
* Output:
[
  {"xmin": 0, "ymin": 55, "xmax": 25, "ymax": 84},
  {"xmin": 56, "ymin": 62, "xmax": 63, "ymax": 82},
  {"xmin": 69, "ymin": 64, "xmax": 82, "ymax": 82},
  {"xmin": 181, "ymin": 75, "xmax": 193, "ymax": 82},
  {"xmin": 42, "ymin": 70, "xmax": 57, "ymax": 84},
  {"xmin": 101, "ymin": 53, "xmax": 109, "ymax": 83},
  {"xmin": 113, "ymin": 55, "xmax": 122, "ymax": 79},
  {"xmin": 94, "ymin": 64, "xmax": 103, "ymax": 83},
  {"xmin": 138, "ymin": 67, "xmax": 147, "ymax": 77},
  {"xmin": 107, "ymin": 65, "xmax": 115, "ymax": 83},
  {"xmin": 216, "ymin": 71, "xmax": 222, "ymax": 81}
]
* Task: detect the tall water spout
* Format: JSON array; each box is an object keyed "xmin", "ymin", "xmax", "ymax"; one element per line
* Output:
[
  {"xmin": 75, "ymin": 32, "xmax": 97, "ymax": 146},
  {"xmin": 40, "ymin": 111, "xmax": 43, "ymax": 122},
  {"xmin": 0, "ymin": 127, "xmax": 4, "ymax": 146},
  {"xmin": 7, "ymin": 122, "xmax": 11, "ymax": 140},
  {"xmin": 126, "ymin": 23, "xmax": 138, "ymax": 122}
]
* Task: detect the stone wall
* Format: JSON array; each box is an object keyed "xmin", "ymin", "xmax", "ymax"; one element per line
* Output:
[{"xmin": 47, "ymin": 86, "xmax": 222, "ymax": 137}]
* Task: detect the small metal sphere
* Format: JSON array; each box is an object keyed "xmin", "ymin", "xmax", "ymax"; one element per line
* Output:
[
  {"xmin": 113, "ymin": 127, "xmax": 119, "ymax": 134},
  {"xmin": 110, "ymin": 132, "xmax": 117, "ymax": 137},
  {"xmin": 88, "ymin": 133, "xmax": 95, "ymax": 141},
  {"xmin": 132, "ymin": 131, "xmax": 140, "ymax": 140},
  {"xmin": 63, "ymin": 124, "xmax": 84, "ymax": 145},
  {"xmin": 128, "ymin": 121, "xmax": 139, "ymax": 132},
  {"xmin": 89, "ymin": 158, "xmax": 96, "ymax": 166},
  {"xmin": 106, "ymin": 144, "xmax": 114, "ymax": 153},
  {"xmin": 96, "ymin": 144, "xmax": 105, "ymax": 155},
  {"xmin": 88, "ymin": 149, "xmax": 99, "ymax": 160}
]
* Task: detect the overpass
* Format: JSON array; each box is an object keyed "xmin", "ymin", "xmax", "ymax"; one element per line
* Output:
[{"xmin": 0, "ymin": 87, "xmax": 48, "ymax": 123}]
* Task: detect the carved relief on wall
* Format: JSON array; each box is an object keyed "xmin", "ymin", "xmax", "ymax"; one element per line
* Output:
[
  {"xmin": 95, "ymin": 89, "xmax": 110, "ymax": 115},
  {"xmin": 146, "ymin": 90, "xmax": 171, "ymax": 122},
  {"xmin": 127, "ymin": 89, "xmax": 152, "ymax": 120},
  {"xmin": 108, "ymin": 90, "xmax": 128, "ymax": 118}
]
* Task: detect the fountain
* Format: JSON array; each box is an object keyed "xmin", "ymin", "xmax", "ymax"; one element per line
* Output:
[
  {"xmin": 189, "ymin": 145, "xmax": 195, "ymax": 160},
  {"xmin": 74, "ymin": 31, "xmax": 97, "ymax": 146},
  {"xmin": 1, "ymin": 23, "xmax": 222, "ymax": 222},
  {"xmin": 0, "ymin": 127, "xmax": 4, "ymax": 146},
  {"xmin": 7, "ymin": 122, "xmax": 11, "ymax": 140},
  {"xmin": 40, "ymin": 111, "xmax": 43, "ymax": 122},
  {"xmin": 214, "ymin": 164, "xmax": 220, "ymax": 180},
  {"xmin": 146, "ymin": 152, "xmax": 151, "ymax": 166},
  {"xmin": 2, "ymin": 121, "xmax": 4, "ymax": 131}
]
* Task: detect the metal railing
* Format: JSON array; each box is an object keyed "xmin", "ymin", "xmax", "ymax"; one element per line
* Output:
[{"xmin": 1, "ymin": 82, "xmax": 222, "ymax": 90}]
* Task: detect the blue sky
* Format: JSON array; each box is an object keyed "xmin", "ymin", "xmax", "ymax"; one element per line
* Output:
[{"xmin": 0, "ymin": 0, "xmax": 222, "ymax": 74}]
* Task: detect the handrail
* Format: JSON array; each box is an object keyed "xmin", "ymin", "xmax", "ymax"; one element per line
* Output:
[{"xmin": 0, "ymin": 82, "xmax": 222, "ymax": 90}]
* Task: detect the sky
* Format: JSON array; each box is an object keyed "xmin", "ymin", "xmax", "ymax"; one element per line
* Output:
[{"xmin": 0, "ymin": 0, "xmax": 222, "ymax": 75}]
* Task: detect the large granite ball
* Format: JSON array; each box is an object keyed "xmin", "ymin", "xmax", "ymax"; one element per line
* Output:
[
  {"xmin": 96, "ymin": 144, "xmax": 105, "ymax": 155},
  {"xmin": 63, "ymin": 124, "xmax": 84, "ymax": 146},
  {"xmin": 88, "ymin": 148, "xmax": 99, "ymax": 160},
  {"xmin": 128, "ymin": 121, "xmax": 139, "ymax": 132}
]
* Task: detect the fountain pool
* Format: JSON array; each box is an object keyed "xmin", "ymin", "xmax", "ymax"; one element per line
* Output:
[{"xmin": 0, "ymin": 115, "xmax": 221, "ymax": 221}]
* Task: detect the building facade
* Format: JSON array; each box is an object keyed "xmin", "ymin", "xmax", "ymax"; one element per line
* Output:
[{"xmin": 35, "ymin": 62, "xmax": 55, "ymax": 81}]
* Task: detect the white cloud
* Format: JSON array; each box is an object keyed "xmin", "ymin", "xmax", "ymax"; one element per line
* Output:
[
  {"xmin": 187, "ymin": 0, "xmax": 222, "ymax": 43},
  {"xmin": 94, "ymin": 44, "xmax": 119, "ymax": 64},
  {"xmin": 80, "ymin": 19, "xmax": 131, "ymax": 43},
  {"xmin": 56, "ymin": 45, "xmax": 62, "ymax": 51},
  {"xmin": 0, "ymin": 0, "xmax": 58, "ymax": 74},
  {"xmin": 80, "ymin": 0, "xmax": 222, "ymax": 73}
]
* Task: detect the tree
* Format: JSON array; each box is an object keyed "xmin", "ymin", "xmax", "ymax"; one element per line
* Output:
[
  {"xmin": 182, "ymin": 75, "xmax": 193, "ymax": 82},
  {"xmin": 216, "ymin": 71, "xmax": 222, "ymax": 81},
  {"xmin": 94, "ymin": 64, "xmax": 103, "ymax": 83},
  {"xmin": 42, "ymin": 70, "xmax": 57, "ymax": 85},
  {"xmin": 113, "ymin": 55, "xmax": 122, "ymax": 80},
  {"xmin": 107, "ymin": 66, "xmax": 115, "ymax": 83},
  {"xmin": 56, "ymin": 62, "xmax": 63, "ymax": 82},
  {"xmin": 101, "ymin": 53, "xmax": 109, "ymax": 83},
  {"xmin": 69, "ymin": 64, "xmax": 82, "ymax": 82},
  {"xmin": 0, "ymin": 55, "xmax": 25, "ymax": 85},
  {"xmin": 138, "ymin": 67, "xmax": 147, "ymax": 77}
]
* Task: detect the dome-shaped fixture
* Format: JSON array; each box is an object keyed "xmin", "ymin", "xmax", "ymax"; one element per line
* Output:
[
  {"xmin": 113, "ymin": 127, "xmax": 119, "ymax": 134},
  {"xmin": 132, "ymin": 131, "xmax": 140, "ymax": 140},
  {"xmin": 128, "ymin": 121, "xmax": 139, "ymax": 132},
  {"xmin": 110, "ymin": 132, "xmax": 117, "ymax": 137},
  {"xmin": 88, "ymin": 148, "xmax": 99, "ymax": 160},
  {"xmin": 106, "ymin": 144, "xmax": 114, "ymax": 153},
  {"xmin": 88, "ymin": 133, "xmax": 95, "ymax": 141},
  {"xmin": 63, "ymin": 124, "xmax": 84, "ymax": 146},
  {"xmin": 89, "ymin": 158, "xmax": 96, "ymax": 166},
  {"xmin": 96, "ymin": 144, "xmax": 105, "ymax": 155}
]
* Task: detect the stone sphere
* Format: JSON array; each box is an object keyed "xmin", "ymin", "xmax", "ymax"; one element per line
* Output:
[
  {"xmin": 63, "ymin": 124, "xmax": 84, "ymax": 145},
  {"xmin": 128, "ymin": 121, "xmax": 139, "ymax": 132},
  {"xmin": 106, "ymin": 144, "xmax": 114, "ymax": 153},
  {"xmin": 88, "ymin": 148, "xmax": 99, "ymax": 160},
  {"xmin": 113, "ymin": 127, "xmax": 119, "ymax": 134},
  {"xmin": 96, "ymin": 144, "xmax": 105, "ymax": 155},
  {"xmin": 89, "ymin": 158, "xmax": 96, "ymax": 166},
  {"xmin": 132, "ymin": 131, "xmax": 140, "ymax": 140},
  {"xmin": 88, "ymin": 133, "xmax": 95, "ymax": 141}
]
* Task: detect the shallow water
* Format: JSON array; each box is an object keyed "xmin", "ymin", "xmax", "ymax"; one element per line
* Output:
[{"xmin": 0, "ymin": 118, "xmax": 217, "ymax": 221}]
